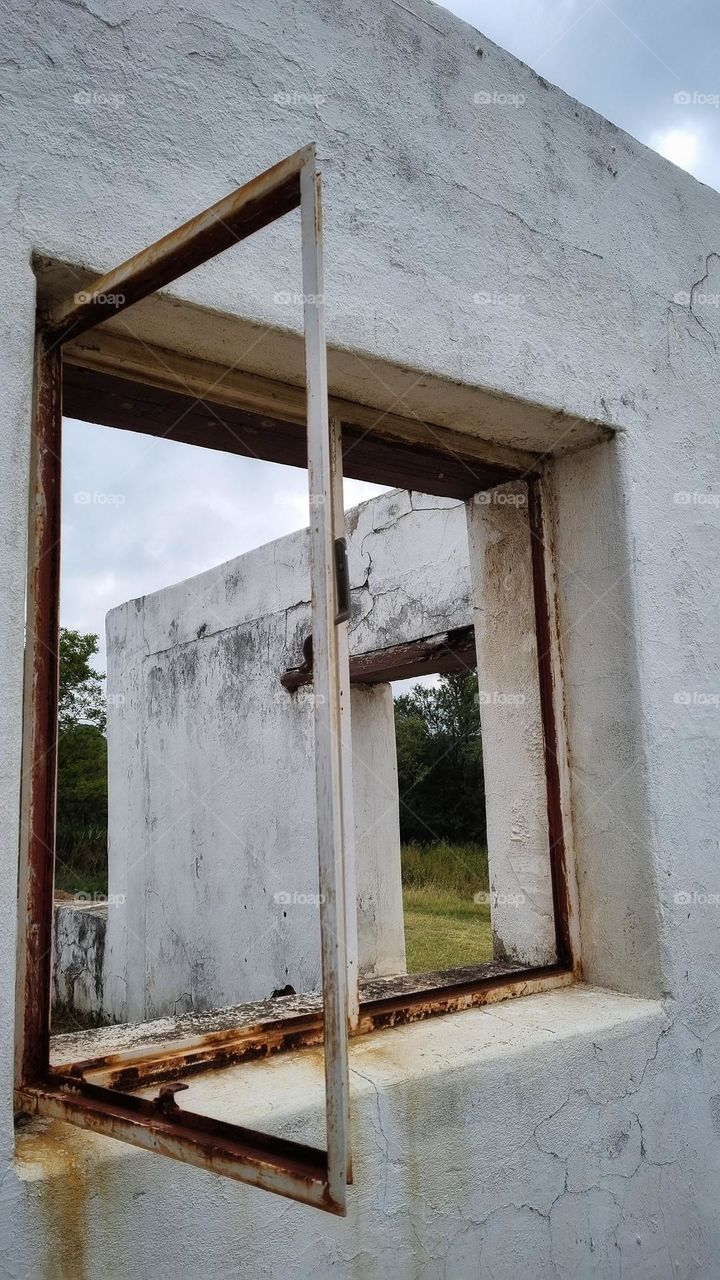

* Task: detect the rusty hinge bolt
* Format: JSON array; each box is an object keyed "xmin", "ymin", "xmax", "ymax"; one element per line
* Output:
[{"xmin": 154, "ymin": 1082, "xmax": 189, "ymax": 1115}]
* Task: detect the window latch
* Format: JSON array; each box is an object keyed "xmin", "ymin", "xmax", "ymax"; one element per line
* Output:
[{"xmin": 334, "ymin": 537, "xmax": 351, "ymax": 624}]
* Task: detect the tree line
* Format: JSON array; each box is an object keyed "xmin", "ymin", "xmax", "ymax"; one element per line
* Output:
[
  {"xmin": 393, "ymin": 671, "xmax": 486, "ymax": 847},
  {"xmin": 56, "ymin": 629, "xmax": 108, "ymax": 891}
]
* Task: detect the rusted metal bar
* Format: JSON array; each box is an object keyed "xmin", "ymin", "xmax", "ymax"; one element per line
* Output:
[
  {"xmin": 527, "ymin": 478, "xmax": 574, "ymax": 970},
  {"xmin": 348, "ymin": 626, "xmax": 476, "ymax": 685},
  {"xmin": 61, "ymin": 1008, "xmax": 327, "ymax": 1092},
  {"xmin": 53, "ymin": 965, "xmax": 572, "ymax": 1093},
  {"xmin": 358, "ymin": 965, "xmax": 572, "ymax": 1030},
  {"xmin": 154, "ymin": 1081, "xmax": 189, "ymax": 1114},
  {"xmin": 43, "ymin": 145, "xmax": 313, "ymax": 346},
  {"xmin": 281, "ymin": 626, "xmax": 477, "ymax": 691},
  {"xmin": 16, "ymin": 147, "xmax": 357, "ymax": 1211},
  {"xmin": 18, "ymin": 1078, "xmax": 342, "ymax": 1214},
  {"xmin": 14, "ymin": 338, "xmax": 63, "ymax": 1088}
]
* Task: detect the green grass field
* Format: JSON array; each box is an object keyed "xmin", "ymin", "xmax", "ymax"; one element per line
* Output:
[{"xmin": 401, "ymin": 842, "xmax": 493, "ymax": 972}]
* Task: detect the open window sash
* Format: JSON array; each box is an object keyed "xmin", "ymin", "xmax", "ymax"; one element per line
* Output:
[{"xmin": 15, "ymin": 146, "xmax": 356, "ymax": 1214}]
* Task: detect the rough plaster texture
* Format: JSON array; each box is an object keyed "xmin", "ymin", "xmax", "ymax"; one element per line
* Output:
[
  {"xmin": 467, "ymin": 482, "xmax": 556, "ymax": 967},
  {"xmin": 1, "ymin": 0, "xmax": 719, "ymax": 1274},
  {"xmin": 343, "ymin": 487, "xmax": 471, "ymax": 654},
  {"xmin": 348, "ymin": 684, "xmax": 406, "ymax": 980},
  {"xmin": 51, "ymin": 905, "xmax": 106, "ymax": 1021}
]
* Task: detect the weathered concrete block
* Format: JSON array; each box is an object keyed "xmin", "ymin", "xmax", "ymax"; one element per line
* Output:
[
  {"xmin": 52, "ymin": 901, "xmax": 107, "ymax": 1023},
  {"xmin": 351, "ymin": 683, "xmax": 406, "ymax": 978},
  {"xmin": 104, "ymin": 489, "xmax": 468, "ymax": 1021}
]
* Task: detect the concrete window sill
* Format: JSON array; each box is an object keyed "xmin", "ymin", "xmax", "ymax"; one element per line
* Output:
[{"xmin": 17, "ymin": 984, "xmax": 666, "ymax": 1184}]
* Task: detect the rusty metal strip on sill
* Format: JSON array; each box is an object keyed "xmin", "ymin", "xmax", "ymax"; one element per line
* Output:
[{"xmin": 52, "ymin": 965, "xmax": 574, "ymax": 1093}]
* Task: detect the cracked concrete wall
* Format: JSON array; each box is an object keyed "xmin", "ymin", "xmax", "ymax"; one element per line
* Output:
[
  {"xmin": 1, "ymin": 0, "xmax": 719, "ymax": 1274},
  {"xmin": 52, "ymin": 904, "xmax": 106, "ymax": 1022},
  {"xmin": 103, "ymin": 488, "xmax": 469, "ymax": 1023},
  {"xmin": 343, "ymin": 488, "xmax": 471, "ymax": 653},
  {"xmin": 12, "ymin": 987, "xmax": 703, "ymax": 1279}
]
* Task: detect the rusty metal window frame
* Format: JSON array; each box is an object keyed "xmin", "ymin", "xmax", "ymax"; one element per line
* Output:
[
  {"xmin": 15, "ymin": 145, "xmax": 354, "ymax": 1214},
  {"xmin": 14, "ymin": 146, "xmax": 578, "ymax": 1214}
]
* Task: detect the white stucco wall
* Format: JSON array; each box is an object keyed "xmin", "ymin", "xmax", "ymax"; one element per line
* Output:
[
  {"xmin": 12, "ymin": 987, "xmax": 696, "ymax": 1278},
  {"xmin": 349, "ymin": 684, "xmax": 407, "ymax": 980},
  {"xmin": 1, "ymin": 0, "xmax": 719, "ymax": 1274}
]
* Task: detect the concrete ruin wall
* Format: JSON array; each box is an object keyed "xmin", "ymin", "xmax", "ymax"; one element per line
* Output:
[
  {"xmin": 466, "ymin": 485, "xmax": 556, "ymax": 966},
  {"xmin": 55, "ymin": 481, "xmax": 557, "ymax": 1024},
  {"xmin": 102, "ymin": 489, "xmax": 471, "ymax": 1022},
  {"xmin": 2, "ymin": 0, "xmax": 720, "ymax": 1274}
]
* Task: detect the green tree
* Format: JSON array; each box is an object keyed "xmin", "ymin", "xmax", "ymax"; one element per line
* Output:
[
  {"xmin": 56, "ymin": 629, "xmax": 108, "ymax": 891},
  {"xmin": 393, "ymin": 671, "xmax": 485, "ymax": 845},
  {"xmin": 59, "ymin": 628, "xmax": 106, "ymax": 733}
]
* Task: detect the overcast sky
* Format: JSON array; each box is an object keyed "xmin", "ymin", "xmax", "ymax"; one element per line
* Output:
[
  {"xmin": 60, "ymin": 425, "xmax": 387, "ymax": 671},
  {"xmin": 61, "ymin": 0, "xmax": 720, "ymax": 672},
  {"xmin": 440, "ymin": 0, "xmax": 720, "ymax": 187}
]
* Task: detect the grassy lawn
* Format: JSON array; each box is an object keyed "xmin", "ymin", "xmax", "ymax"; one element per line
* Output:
[{"xmin": 401, "ymin": 842, "xmax": 493, "ymax": 973}]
